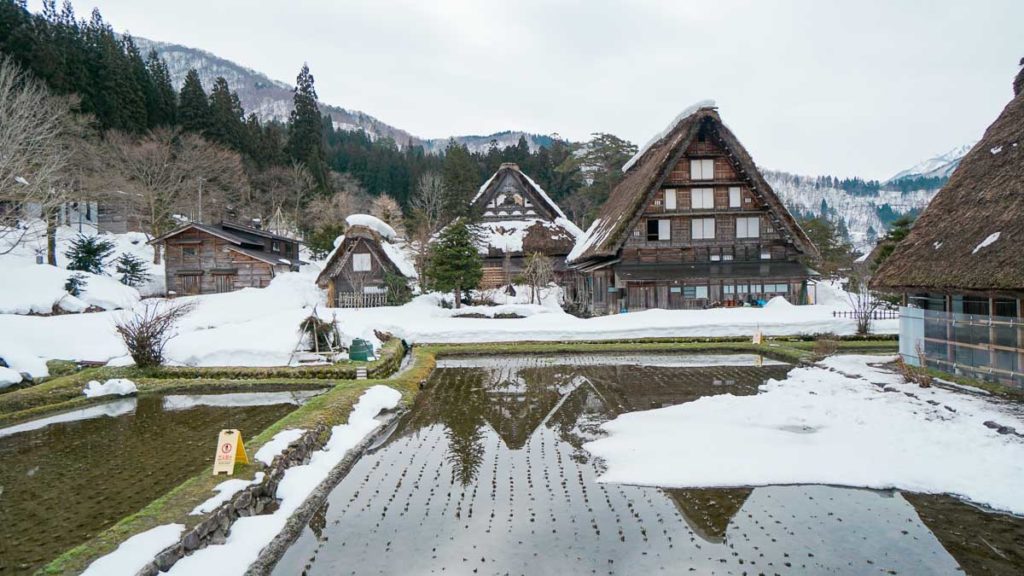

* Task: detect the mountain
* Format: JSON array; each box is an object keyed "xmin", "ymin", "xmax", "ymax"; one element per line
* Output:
[
  {"xmin": 887, "ymin": 143, "xmax": 974, "ymax": 182},
  {"xmin": 134, "ymin": 37, "xmax": 553, "ymax": 152}
]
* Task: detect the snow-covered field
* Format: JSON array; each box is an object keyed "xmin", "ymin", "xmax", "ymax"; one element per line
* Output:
[{"xmin": 586, "ymin": 355, "xmax": 1024, "ymax": 515}]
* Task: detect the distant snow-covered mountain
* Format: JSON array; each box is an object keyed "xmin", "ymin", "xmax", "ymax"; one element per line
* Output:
[
  {"xmin": 134, "ymin": 37, "xmax": 553, "ymax": 152},
  {"xmin": 887, "ymin": 143, "xmax": 974, "ymax": 182}
]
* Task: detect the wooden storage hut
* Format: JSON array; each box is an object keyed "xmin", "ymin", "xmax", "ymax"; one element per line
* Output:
[
  {"xmin": 471, "ymin": 163, "xmax": 582, "ymax": 289},
  {"xmin": 872, "ymin": 66, "xmax": 1024, "ymax": 387},
  {"xmin": 567, "ymin": 102, "xmax": 818, "ymax": 315},
  {"xmin": 316, "ymin": 214, "xmax": 417, "ymax": 308},
  {"xmin": 151, "ymin": 221, "xmax": 301, "ymax": 295}
]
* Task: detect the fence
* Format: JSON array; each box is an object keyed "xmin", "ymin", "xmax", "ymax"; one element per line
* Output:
[
  {"xmin": 831, "ymin": 309, "xmax": 900, "ymax": 320},
  {"xmin": 335, "ymin": 292, "xmax": 389, "ymax": 308}
]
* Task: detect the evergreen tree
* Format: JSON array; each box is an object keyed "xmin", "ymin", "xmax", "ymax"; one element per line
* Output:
[
  {"xmin": 441, "ymin": 140, "xmax": 479, "ymax": 220},
  {"xmin": 799, "ymin": 217, "xmax": 853, "ymax": 277},
  {"xmin": 178, "ymin": 68, "xmax": 210, "ymax": 133},
  {"xmin": 145, "ymin": 49, "xmax": 176, "ymax": 126},
  {"xmin": 206, "ymin": 76, "xmax": 245, "ymax": 149},
  {"xmin": 286, "ymin": 64, "xmax": 328, "ymax": 191},
  {"xmin": 427, "ymin": 219, "xmax": 482, "ymax": 308},
  {"xmin": 115, "ymin": 252, "xmax": 150, "ymax": 287},
  {"xmin": 65, "ymin": 272, "xmax": 87, "ymax": 297},
  {"xmin": 65, "ymin": 234, "xmax": 115, "ymax": 274}
]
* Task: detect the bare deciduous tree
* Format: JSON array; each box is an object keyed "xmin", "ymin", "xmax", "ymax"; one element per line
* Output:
[
  {"xmin": 522, "ymin": 252, "xmax": 554, "ymax": 304},
  {"xmin": 847, "ymin": 263, "xmax": 881, "ymax": 335},
  {"xmin": 411, "ymin": 170, "xmax": 445, "ymax": 234},
  {"xmin": 0, "ymin": 56, "xmax": 73, "ymax": 259},
  {"xmin": 114, "ymin": 301, "xmax": 196, "ymax": 368},
  {"xmin": 302, "ymin": 173, "xmax": 370, "ymax": 231},
  {"xmin": 370, "ymin": 193, "xmax": 405, "ymax": 237}
]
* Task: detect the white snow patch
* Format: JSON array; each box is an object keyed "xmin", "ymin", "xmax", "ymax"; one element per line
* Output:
[
  {"xmin": 0, "ymin": 399, "xmax": 137, "ymax": 439},
  {"xmin": 161, "ymin": 391, "xmax": 321, "ymax": 411},
  {"xmin": 83, "ymin": 378, "xmax": 137, "ymax": 398},
  {"xmin": 621, "ymin": 99, "xmax": 716, "ymax": 172},
  {"xmin": 190, "ymin": 473, "xmax": 265, "ymax": 515},
  {"xmin": 166, "ymin": 385, "xmax": 402, "ymax": 575},
  {"xmin": 972, "ymin": 231, "xmax": 1001, "ymax": 254},
  {"xmin": 0, "ymin": 261, "xmax": 139, "ymax": 314},
  {"xmin": 345, "ymin": 214, "xmax": 396, "ymax": 240},
  {"xmin": 81, "ymin": 524, "xmax": 185, "ymax": 576},
  {"xmin": 254, "ymin": 428, "xmax": 307, "ymax": 465},
  {"xmin": 380, "ymin": 240, "xmax": 418, "ymax": 278},
  {"xmin": 0, "ymin": 366, "xmax": 23, "ymax": 389},
  {"xmin": 933, "ymin": 241, "xmax": 943, "ymax": 250},
  {"xmin": 990, "ymin": 145, "xmax": 1003, "ymax": 154},
  {"xmin": 585, "ymin": 355, "xmax": 1024, "ymax": 515}
]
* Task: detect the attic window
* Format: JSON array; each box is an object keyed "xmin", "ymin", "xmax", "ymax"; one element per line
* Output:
[
  {"xmin": 690, "ymin": 159, "xmax": 715, "ymax": 181},
  {"xmin": 271, "ymin": 240, "xmax": 281, "ymax": 253},
  {"xmin": 353, "ymin": 253, "xmax": 372, "ymax": 272}
]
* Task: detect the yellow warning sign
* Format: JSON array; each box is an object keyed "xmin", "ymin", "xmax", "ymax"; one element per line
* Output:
[{"xmin": 212, "ymin": 429, "xmax": 249, "ymax": 476}]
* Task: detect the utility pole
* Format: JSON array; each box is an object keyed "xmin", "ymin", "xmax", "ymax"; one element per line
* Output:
[{"xmin": 197, "ymin": 177, "xmax": 204, "ymax": 223}]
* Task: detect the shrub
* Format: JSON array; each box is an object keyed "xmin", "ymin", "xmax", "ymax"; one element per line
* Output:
[
  {"xmin": 114, "ymin": 301, "xmax": 195, "ymax": 368},
  {"xmin": 64, "ymin": 272, "xmax": 87, "ymax": 297},
  {"xmin": 384, "ymin": 271, "xmax": 412, "ymax": 306},
  {"xmin": 65, "ymin": 234, "xmax": 115, "ymax": 274},
  {"xmin": 812, "ymin": 335, "xmax": 839, "ymax": 358},
  {"xmin": 114, "ymin": 252, "xmax": 150, "ymax": 287}
]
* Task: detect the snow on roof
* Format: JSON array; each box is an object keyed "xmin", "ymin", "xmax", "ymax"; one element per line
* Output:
[
  {"xmin": 621, "ymin": 99, "xmax": 716, "ymax": 173},
  {"xmin": 471, "ymin": 171, "xmax": 500, "ymax": 204},
  {"xmin": 381, "ymin": 241, "xmax": 418, "ymax": 278},
  {"xmin": 345, "ymin": 214, "xmax": 396, "ymax": 240},
  {"xmin": 472, "ymin": 164, "xmax": 571, "ymax": 221},
  {"xmin": 971, "ymin": 231, "xmax": 1001, "ymax": 254},
  {"xmin": 476, "ymin": 219, "xmax": 579, "ymax": 255}
]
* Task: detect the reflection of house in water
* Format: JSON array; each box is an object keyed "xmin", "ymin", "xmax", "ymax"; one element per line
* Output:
[{"xmin": 662, "ymin": 488, "xmax": 753, "ymax": 544}]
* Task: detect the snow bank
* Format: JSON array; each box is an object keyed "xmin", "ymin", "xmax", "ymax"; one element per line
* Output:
[
  {"xmin": 81, "ymin": 524, "xmax": 185, "ymax": 576},
  {"xmin": 83, "ymin": 378, "xmax": 137, "ymax": 398},
  {"xmin": 0, "ymin": 366, "xmax": 22, "ymax": 389},
  {"xmin": 0, "ymin": 262, "xmax": 139, "ymax": 314},
  {"xmin": 167, "ymin": 385, "xmax": 401, "ymax": 575},
  {"xmin": 345, "ymin": 214, "xmax": 396, "ymax": 240},
  {"xmin": 0, "ymin": 399, "xmax": 137, "ymax": 440},
  {"xmin": 380, "ymin": 240, "xmax": 418, "ymax": 278},
  {"xmin": 191, "ymin": 473, "xmax": 265, "ymax": 515},
  {"xmin": 254, "ymin": 428, "xmax": 307, "ymax": 465},
  {"xmin": 585, "ymin": 355, "xmax": 1024, "ymax": 515}
]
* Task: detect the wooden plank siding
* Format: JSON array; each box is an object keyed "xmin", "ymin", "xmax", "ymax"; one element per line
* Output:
[{"xmin": 164, "ymin": 229, "xmax": 282, "ymax": 296}]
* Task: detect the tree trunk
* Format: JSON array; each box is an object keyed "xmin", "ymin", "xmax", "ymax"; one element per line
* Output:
[
  {"xmin": 454, "ymin": 287, "xmax": 461, "ymax": 309},
  {"xmin": 153, "ymin": 242, "xmax": 162, "ymax": 265},
  {"xmin": 46, "ymin": 207, "xmax": 58, "ymax": 266}
]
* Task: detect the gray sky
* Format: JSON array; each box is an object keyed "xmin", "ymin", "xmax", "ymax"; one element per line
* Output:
[{"xmin": 31, "ymin": 0, "xmax": 1024, "ymax": 180}]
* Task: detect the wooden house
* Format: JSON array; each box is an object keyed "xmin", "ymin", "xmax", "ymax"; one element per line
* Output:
[
  {"xmin": 151, "ymin": 221, "xmax": 301, "ymax": 296},
  {"xmin": 872, "ymin": 66, "xmax": 1024, "ymax": 387},
  {"xmin": 567, "ymin": 102, "xmax": 818, "ymax": 315},
  {"xmin": 471, "ymin": 163, "xmax": 582, "ymax": 288},
  {"xmin": 316, "ymin": 214, "xmax": 417, "ymax": 307}
]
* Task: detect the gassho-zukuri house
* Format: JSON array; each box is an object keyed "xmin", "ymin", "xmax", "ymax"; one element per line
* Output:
[
  {"xmin": 872, "ymin": 66, "xmax": 1024, "ymax": 388},
  {"xmin": 566, "ymin": 101, "xmax": 819, "ymax": 315},
  {"xmin": 316, "ymin": 214, "xmax": 417, "ymax": 307},
  {"xmin": 471, "ymin": 162, "xmax": 582, "ymax": 289}
]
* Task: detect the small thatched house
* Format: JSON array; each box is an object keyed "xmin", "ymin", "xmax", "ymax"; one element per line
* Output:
[
  {"xmin": 567, "ymin": 102, "xmax": 818, "ymax": 315},
  {"xmin": 316, "ymin": 214, "xmax": 417, "ymax": 307},
  {"xmin": 872, "ymin": 65, "xmax": 1024, "ymax": 387},
  {"xmin": 151, "ymin": 221, "xmax": 301, "ymax": 295},
  {"xmin": 471, "ymin": 163, "xmax": 582, "ymax": 289}
]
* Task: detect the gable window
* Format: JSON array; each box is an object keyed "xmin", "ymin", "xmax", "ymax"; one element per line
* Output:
[
  {"xmin": 760, "ymin": 249, "xmax": 772, "ymax": 260},
  {"xmin": 691, "ymin": 217, "xmax": 715, "ymax": 240},
  {"xmin": 664, "ymin": 189, "xmax": 677, "ymax": 210},
  {"xmin": 646, "ymin": 219, "xmax": 670, "ymax": 241},
  {"xmin": 764, "ymin": 220, "xmax": 775, "ymax": 234},
  {"xmin": 352, "ymin": 253, "xmax": 372, "ymax": 272},
  {"xmin": 182, "ymin": 246, "xmax": 197, "ymax": 259},
  {"xmin": 729, "ymin": 187, "xmax": 742, "ymax": 208},
  {"xmin": 690, "ymin": 158, "xmax": 715, "ymax": 180},
  {"xmin": 736, "ymin": 216, "xmax": 760, "ymax": 238},
  {"xmin": 271, "ymin": 240, "xmax": 281, "ymax": 253},
  {"xmin": 691, "ymin": 188, "xmax": 714, "ymax": 209}
]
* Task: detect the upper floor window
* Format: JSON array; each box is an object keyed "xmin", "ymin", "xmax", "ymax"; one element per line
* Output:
[
  {"xmin": 729, "ymin": 187, "xmax": 742, "ymax": 208},
  {"xmin": 737, "ymin": 216, "xmax": 760, "ymax": 238},
  {"xmin": 353, "ymin": 253, "xmax": 372, "ymax": 272},
  {"xmin": 690, "ymin": 158, "xmax": 715, "ymax": 180},
  {"xmin": 271, "ymin": 240, "xmax": 281, "ymax": 253},
  {"xmin": 692, "ymin": 217, "xmax": 715, "ymax": 240},
  {"xmin": 182, "ymin": 246, "xmax": 197, "ymax": 259},
  {"xmin": 646, "ymin": 219, "xmax": 671, "ymax": 241},
  {"xmin": 664, "ymin": 189, "xmax": 677, "ymax": 210},
  {"xmin": 691, "ymin": 188, "xmax": 714, "ymax": 209}
]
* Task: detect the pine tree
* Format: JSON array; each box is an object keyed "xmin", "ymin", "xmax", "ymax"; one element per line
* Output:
[
  {"xmin": 441, "ymin": 140, "xmax": 479, "ymax": 221},
  {"xmin": 115, "ymin": 252, "xmax": 150, "ymax": 287},
  {"xmin": 178, "ymin": 68, "xmax": 210, "ymax": 133},
  {"xmin": 65, "ymin": 234, "xmax": 115, "ymax": 274},
  {"xmin": 427, "ymin": 219, "xmax": 482, "ymax": 308},
  {"xmin": 145, "ymin": 49, "xmax": 176, "ymax": 126},
  {"xmin": 65, "ymin": 272, "xmax": 87, "ymax": 297},
  {"xmin": 286, "ymin": 64, "xmax": 328, "ymax": 191},
  {"xmin": 206, "ymin": 76, "xmax": 245, "ymax": 149}
]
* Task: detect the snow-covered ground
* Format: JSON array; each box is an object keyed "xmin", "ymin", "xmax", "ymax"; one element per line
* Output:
[
  {"xmin": 0, "ymin": 262, "xmax": 890, "ymax": 378},
  {"xmin": 585, "ymin": 355, "xmax": 1024, "ymax": 515}
]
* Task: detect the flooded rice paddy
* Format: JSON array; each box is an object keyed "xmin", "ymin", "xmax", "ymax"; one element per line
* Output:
[
  {"xmin": 275, "ymin": 354, "xmax": 1024, "ymax": 575},
  {"xmin": 0, "ymin": 390, "xmax": 319, "ymax": 575}
]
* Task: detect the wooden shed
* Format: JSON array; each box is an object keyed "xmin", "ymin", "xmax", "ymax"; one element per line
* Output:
[
  {"xmin": 150, "ymin": 222, "xmax": 301, "ymax": 296},
  {"xmin": 316, "ymin": 215, "xmax": 417, "ymax": 308}
]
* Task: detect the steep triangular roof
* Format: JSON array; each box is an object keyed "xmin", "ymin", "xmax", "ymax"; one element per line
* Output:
[
  {"xmin": 873, "ymin": 79, "xmax": 1024, "ymax": 293},
  {"xmin": 315, "ymin": 223, "xmax": 416, "ymax": 287},
  {"xmin": 569, "ymin": 104, "xmax": 817, "ymax": 265},
  {"xmin": 472, "ymin": 163, "xmax": 570, "ymax": 221}
]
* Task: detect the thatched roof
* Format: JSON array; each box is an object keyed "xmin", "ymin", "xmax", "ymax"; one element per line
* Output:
[
  {"xmin": 473, "ymin": 162, "xmax": 570, "ymax": 221},
  {"xmin": 872, "ymin": 77, "xmax": 1024, "ymax": 294},
  {"xmin": 569, "ymin": 104, "xmax": 817, "ymax": 265},
  {"xmin": 315, "ymin": 224, "xmax": 416, "ymax": 287}
]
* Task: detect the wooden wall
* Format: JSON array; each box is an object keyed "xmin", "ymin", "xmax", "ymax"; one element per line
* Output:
[{"xmin": 164, "ymin": 229, "xmax": 278, "ymax": 295}]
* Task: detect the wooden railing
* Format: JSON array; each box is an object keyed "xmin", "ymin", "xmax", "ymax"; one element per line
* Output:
[
  {"xmin": 831, "ymin": 309, "xmax": 900, "ymax": 320},
  {"xmin": 335, "ymin": 292, "xmax": 388, "ymax": 308}
]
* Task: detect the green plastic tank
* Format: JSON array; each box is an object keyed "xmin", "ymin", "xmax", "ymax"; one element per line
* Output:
[{"xmin": 349, "ymin": 338, "xmax": 372, "ymax": 361}]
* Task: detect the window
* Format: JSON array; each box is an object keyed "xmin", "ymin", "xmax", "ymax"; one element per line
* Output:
[
  {"xmin": 736, "ymin": 284, "xmax": 749, "ymax": 294},
  {"xmin": 271, "ymin": 240, "xmax": 281, "ymax": 253},
  {"xmin": 691, "ymin": 218, "xmax": 715, "ymax": 240},
  {"xmin": 690, "ymin": 158, "xmax": 715, "ymax": 180},
  {"xmin": 764, "ymin": 221, "xmax": 775, "ymax": 234},
  {"xmin": 760, "ymin": 249, "xmax": 771, "ymax": 260},
  {"xmin": 646, "ymin": 219, "xmax": 670, "ymax": 241},
  {"xmin": 737, "ymin": 216, "xmax": 760, "ymax": 238},
  {"xmin": 729, "ymin": 187, "xmax": 741, "ymax": 208},
  {"xmin": 691, "ymin": 188, "xmax": 714, "ymax": 209},
  {"xmin": 710, "ymin": 254, "xmax": 721, "ymax": 262},
  {"xmin": 664, "ymin": 189, "xmax": 677, "ymax": 210},
  {"xmin": 695, "ymin": 286, "xmax": 709, "ymax": 299},
  {"xmin": 182, "ymin": 246, "xmax": 197, "ymax": 259},
  {"xmin": 685, "ymin": 286, "xmax": 709, "ymax": 299},
  {"xmin": 724, "ymin": 285, "xmax": 735, "ymax": 295},
  {"xmin": 722, "ymin": 254, "xmax": 734, "ymax": 261},
  {"xmin": 352, "ymin": 253, "xmax": 372, "ymax": 272}
]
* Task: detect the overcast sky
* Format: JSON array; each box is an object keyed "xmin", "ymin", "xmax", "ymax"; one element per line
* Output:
[{"xmin": 30, "ymin": 0, "xmax": 1024, "ymax": 179}]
